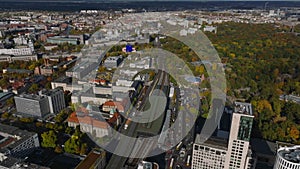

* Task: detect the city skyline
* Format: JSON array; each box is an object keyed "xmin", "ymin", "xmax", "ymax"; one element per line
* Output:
[{"xmin": 0, "ymin": 2, "xmax": 299, "ymax": 169}]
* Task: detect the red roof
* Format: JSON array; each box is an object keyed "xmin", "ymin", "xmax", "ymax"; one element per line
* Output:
[
  {"xmin": 7, "ymin": 24, "xmax": 26, "ymax": 28},
  {"xmin": 0, "ymin": 137, "xmax": 16, "ymax": 148},
  {"xmin": 67, "ymin": 112, "xmax": 79, "ymax": 123},
  {"xmin": 108, "ymin": 113, "xmax": 120, "ymax": 124},
  {"xmin": 12, "ymin": 81, "xmax": 25, "ymax": 90},
  {"xmin": 92, "ymin": 120, "xmax": 108, "ymax": 129},
  {"xmin": 76, "ymin": 150, "xmax": 105, "ymax": 169},
  {"xmin": 67, "ymin": 112, "xmax": 108, "ymax": 129},
  {"xmin": 103, "ymin": 101, "xmax": 124, "ymax": 112}
]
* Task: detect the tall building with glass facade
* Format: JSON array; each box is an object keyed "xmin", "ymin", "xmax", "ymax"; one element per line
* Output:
[
  {"xmin": 225, "ymin": 110, "xmax": 254, "ymax": 169},
  {"xmin": 192, "ymin": 102, "xmax": 256, "ymax": 169},
  {"xmin": 39, "ymin": 88, "xmax": 66, "ymax": 114}
]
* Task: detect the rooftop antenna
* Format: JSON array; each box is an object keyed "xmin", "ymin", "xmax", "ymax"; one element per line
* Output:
[
  {"xmin": 264, "ymin": 2, "xmax": 269, "ymax": 11},
  {"xmin": 66, "ymin": 25, "xmax": 72, "ymax": 38}
]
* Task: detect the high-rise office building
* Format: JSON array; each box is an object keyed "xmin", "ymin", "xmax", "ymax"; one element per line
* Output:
[
  {"xmin": 192, "ymin": 137, "xmax": 227, "ymax": 169},
  {"xmin": 225, "ymin": 102, "xmax": 255, "ymax": 169},
  {"xmin": 39, "ymin": 88, "xmax": 66, "ymax": 114},
  {"xmin": 192, "ymin": 102, "xmax": 256, "ymax": 169},
  {"xmin": 273, "ymin": 145, "xmax": 300, "ymax": 169},
  {"xmin": 14, "ymin": 88, "xmax": 66, "ymax": 118},
  {"xmin": 14, "ymin": 94, "xmax": 50, "ymax": 118}
]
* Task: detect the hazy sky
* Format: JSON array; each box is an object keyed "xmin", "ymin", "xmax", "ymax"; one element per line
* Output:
[
  {"xmin": 1, "ymin": 0, "xmax": 299, "ymax": 2},
  {"xmin": 1, "ymin": 0, "xmax": 300, "ymax": 1}
]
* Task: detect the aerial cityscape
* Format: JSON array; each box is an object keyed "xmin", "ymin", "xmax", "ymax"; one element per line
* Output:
[{"xmin": 0, "ymin": 1, "xmax": 300, "ymax": 169}]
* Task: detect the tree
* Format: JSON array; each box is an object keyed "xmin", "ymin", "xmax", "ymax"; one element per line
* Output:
[
  {"xmin": 6, "ymin": 97, "xmax": 14, "ymax": 106},
  {"xmin": 28, "ymin": 84, "xmax": 39, "ymax": 93},
  {"xmin": 36, "ymin": 122, "xmax": 44, "ymax": 128},
  {"xmin": 41, "ymin": 130, "xmax": 57, "ymax": 148},
  {"xmin": 28, "ymin": 63, "xmax": 37, "ymax": 71},
  {"xmin": 45, "ymin": 123, "xmax": 54, "ymax": 129},
  {"xmin": 98, "ymin": 66, "xmax": 106, "ymax": 73},
  {"xmin": 19, "ymin": 117, "xmax": 33, "ymax": 123},
  {"xmin": 195, "ymin": 65, "xmax": 205, "ymax": 75},
  {"xmin": 45, "ymin": 82, "xmax": 51, "ymax": 90},
  {"xmin": 289, "ymin": 125, "xmax": 300, "ymax": 141},
  {"xmin": 80, "ymin": 143, "xmax": 88, "ymax": 155},
  {"xmin": 256, "ymin": 100, "xmax": 273, "ymax": 114},
  {"xmin": 272, "ymin": 100, "xmax": 282, "ymax": 116},
  {"xmin": 64, "ymin": 137, "xmax": 80, "ymax": 154},
  {"xmin": 1, "ymin": 112, "xmax": 10, "ymax": 119},
  {"xmin": 0, "ymin": 77, "xmax": 9, "ymax": 88},
  {"xmin": 54, "ymin": 145, "xmax": 63, "ymax": 153},
  {"xmin": 65, "ymin": 126, "xmax": 73, "ymax": 135},
  {"xmin": 203, "ymin": 22, "xmax": 300, "ymax": 144}
]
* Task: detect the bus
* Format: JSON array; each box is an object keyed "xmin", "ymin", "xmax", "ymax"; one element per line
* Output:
[
  {"xmin": 186, "ymin": 155, "xmax": 191, "ymax": 166},
  {"xmin": 169, "ymin": 158, "xmax": 174, "ymax": 169},
  {"xmin": 124, "ymin": 118, "xmax": 131, "ymax": 130},
  {"xmin": 176, "ymin": 141, "xmax": 183, "ymax": 150}
]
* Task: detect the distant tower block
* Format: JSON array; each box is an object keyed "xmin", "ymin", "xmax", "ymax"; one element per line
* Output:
[
  {"xmin": 264, "ymin": 2, "xmax": 269, "ymax": 11},
  {"xmin": 291, "ymin": 25, "xmax": 295, "ymax": 33}
]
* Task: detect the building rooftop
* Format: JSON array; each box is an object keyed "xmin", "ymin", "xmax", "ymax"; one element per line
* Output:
[
  {"xmin": 80, "ymin": 93, "xmax": 112, "ymax": 99},
  {"xmin": 75, "ymin": 149, "xmax": 105, "ymax": 169},
  {"xmin": 103, "ymin": 101, "xmax": 125, "ymax": 112},
  {"xmin": 136, "ymin": 96, "xmax": 166, "ymax": 136},
  {"xmin": 105, "ymin": 55, "xmax": 122, "ymax": 61},
  {"xmin": 68, "ymin": 110, "xmax": 109, "ymax": 129},
  {"xmin": 0, "ymin": 124, "xmax": 37, "ymax": 155},
  {"xmin": 0, "ymin": 155, "xmax": 19, "ymax": 168},
  {"xmin": 137, "ymin": 161, "xmax": 159, "ymax": 169},
  {"xmin": 234, "ymin": 102, "xmax": 253, "ymax": 115},
  {"xmin": 16, "ymin": 94, "xmax": 47, "ymax": 101},
  {"xmin": 48, "ymin": 36, "xmax": 78, "ymax": 41},
  {"xmin": 69, "ymin": 61, "xmax": 96, "ymax": 73},
  {"xmin": 251, "ymin": 138, "xmax": 277, "ymax": 156},
  {"xmin": 40, "ymin": 87, "xmax": 63, "ymax": 96},
  {"xmin": 53, "ymin": 76, "xmax": 72, "ymax": 84},
  {"xmin": 195, "ymin": 134, "xmax": 228, "ymax": 151},
  {"xmin": 278, "ymin": 145, "xmax": 300, "ymax": 164},
  {"xmin": 0, "ymin": 92, "xmax": 14, "ymax": 100}
]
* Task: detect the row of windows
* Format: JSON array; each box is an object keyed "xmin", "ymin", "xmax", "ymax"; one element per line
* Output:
[
  {"xmin": 229, "ymin": 141, "xmax": 246, "ymax": 169},
  {"xmin": 233, "ymin": 140, "xmax": 245, "ymax": 144},
  {"xmin": 192, "ymin": 148, "xmax": 226, "ymax": 169},
  {"xmin": 193, "ymin": 155, "xmax": 225, "ymax": 161},
  {"xmin": 192, "ymin": 160, "xmax": 225, "ymax": 169},
  {"xmin": 194, "ymin": 145, "xmax": 226, "ymax": 155},
  {"xmin": 194, "ymin": 152, "xmax": 226, "ymax": 157}
]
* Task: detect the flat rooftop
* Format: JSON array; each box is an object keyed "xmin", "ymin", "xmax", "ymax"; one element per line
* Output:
[
  {"xmin": 0, "ymin": 92, "xmax": 14, "ymax": 99},
  {"xmin": 278, "ymin": 146, "xmax": 300, "ymax": 164},
  {"xmin": 53, "ymin": 76, "xmax": 72, "ymax": 84},
  {"xmin": 195, "ymin": 134, "xmax": 228, "ymax": 151},
  {"xmin": 136, "ymin": 96, "xmax": 166, "ymax": 136},
  {"xmin": 0, "ymin": 124, "xmax": 37, "ymax": 155},
  {"xmin": 75, "ymin": 149, "xmax": 105, "ymax": 169},
  {"xmin": 234, "ymin": 102, "xmax": 253, "ymax": 115},
  {"xmin": 40, "ymin": 88, "xmax": 63, "ymax": 96},
  {"xmin": 69, "ymin": 61, "xmax": 96, "ymax": 73},
  {"xmin": 16, "ymin": 94, "xmax": 46, "ymax": 101}
]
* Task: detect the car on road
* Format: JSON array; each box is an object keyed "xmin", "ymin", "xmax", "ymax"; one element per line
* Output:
[
  {"xmin": 179, "ymin": 148, "xmax": 186, "ymax": 158},
  {"xmin": 176, "ymin": 164, "xmax": 182, "ymax": 169}
]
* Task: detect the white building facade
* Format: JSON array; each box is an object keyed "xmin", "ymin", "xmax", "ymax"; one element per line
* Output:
[{"xmin": 192, "ymin": 102, "xmax": 256, "ymax": 169}]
